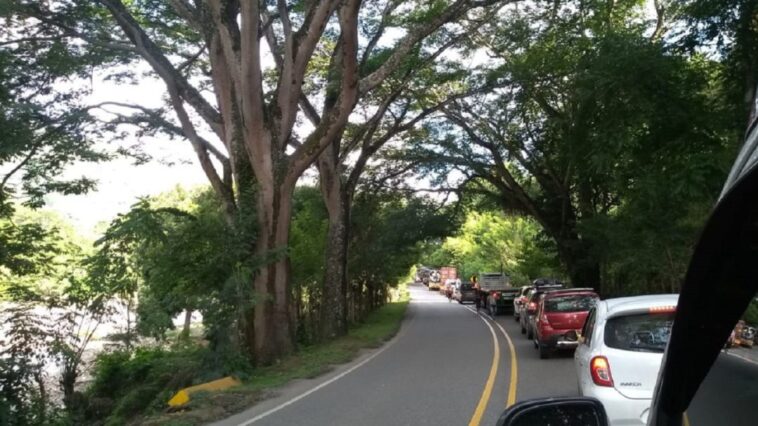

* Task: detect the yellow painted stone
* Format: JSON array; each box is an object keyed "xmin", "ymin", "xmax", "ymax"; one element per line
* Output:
[
  {"xmin": 168, "ymin": 390, "xmax": 190, "ymax": 407},
  {"xmin": 167, "ymin": 376, "xmax": 241, "ymax": 407}
]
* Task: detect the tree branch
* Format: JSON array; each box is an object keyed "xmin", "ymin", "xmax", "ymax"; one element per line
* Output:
[
  {"xmin": 98, "ymin": 0, "xmax": 223, "ymax": 138},
  {"xmin": 164, "ymin": 85, "xmax": 237, "ymax": 220},
  {"xmin": 358, "ymin": 0, "xmax": 505, "ymax": 94},
  {"xmin": 275, "ymin": 0, "xmax": 340, "ymax": 151},
  {"xmin": 359, "ymin": 0, "xmax": 400, "ymax": 70},
  {"xmin": 90, "ymin": 101, "xmax": 229, "ymax": 164},
  {"xmin": 287, "ymin": 0, "xmax": 361, "ymax": 182}
]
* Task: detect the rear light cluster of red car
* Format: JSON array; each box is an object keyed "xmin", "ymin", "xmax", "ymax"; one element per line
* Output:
[{"xmin": 590, "ymin": 356, "xmax": 614, "ymax": 387}]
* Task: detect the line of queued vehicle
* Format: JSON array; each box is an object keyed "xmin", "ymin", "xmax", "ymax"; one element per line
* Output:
[
  {"xmin": 429, "ymin": 271, "xmax": 681, "ymax": 425},
  {"xmin": 511, "ymin": 278, "xmax": 682, "ymax": 424},
  {"xmin": 417, "ymin": 266, "xmax": 742, "ymax": 424}
]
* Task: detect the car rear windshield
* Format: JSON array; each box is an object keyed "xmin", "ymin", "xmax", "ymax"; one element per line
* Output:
[
  {"xmin": 543, "ymin": 295, "xmax": 596, "ymax": 312},
  {"xmin": 604, "ymin": 312, "xmax": 675, "ymax": 353}
]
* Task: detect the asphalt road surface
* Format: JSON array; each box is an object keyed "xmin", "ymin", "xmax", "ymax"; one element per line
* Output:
[
  {"xmin": 217, "ymin": 283, "xmax": 576, "ymax": 426},
  {"xmin": 215, "ymin": 283, "xmax": 758, "ymax": 426}
]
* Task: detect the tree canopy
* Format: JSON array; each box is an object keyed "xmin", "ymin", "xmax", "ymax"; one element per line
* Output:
[{"xmin": 2, "ymin": 0, "xmax": 757, "ymax": 422}]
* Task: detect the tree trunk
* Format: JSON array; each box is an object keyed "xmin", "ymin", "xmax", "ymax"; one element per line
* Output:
[
  {"xmin": 522, "ymin": 193, "xmax": 602, "ymax": 294},
  {"xmin": 317, "ymin": 151, "xmax": 349, "ymax": 340},
  {"xmin": 554, "ymin": 235, "xmax": 601, "ymax": 293},
  {"xmin": 251, "ymin": 182, "xmax": 295, "ymax": 365},
  {"xmin": 125, "ymin": 297, "xmax": 133, "ymax": 351},
  {"xmin": 181, "ymin": 309, "xmax": 192, "ymax": 340}
]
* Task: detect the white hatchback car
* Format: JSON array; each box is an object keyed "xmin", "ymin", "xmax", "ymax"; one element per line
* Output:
[{"xmin": 574, "ymin": 294, "xmax": 678, "ymax": 425}]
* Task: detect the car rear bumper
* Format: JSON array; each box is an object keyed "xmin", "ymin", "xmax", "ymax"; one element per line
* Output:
[
  {"xmin": 539, "ymin": 330, "xmax": 581, "ymax": 349},
  {"xmin": 495, "ymin": 299, "xmax": 516, "ymax": 310},
  {"xmin": 582, "ymin": 386, "xmax": 651, "ymax": 425}
]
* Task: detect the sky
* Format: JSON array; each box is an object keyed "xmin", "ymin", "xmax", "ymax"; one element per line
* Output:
[{"xmin": 44, "ymin": 72, "xmax": 210, "ymax": 236}]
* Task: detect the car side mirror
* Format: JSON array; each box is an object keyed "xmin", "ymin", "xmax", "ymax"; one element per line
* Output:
[{"xmin": 496, "ymin": 397, "xmax": 609, "ymax": 426}]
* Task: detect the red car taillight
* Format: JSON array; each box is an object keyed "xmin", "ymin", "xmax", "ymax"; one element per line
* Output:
[{"xmin": 590, "ymin": 356, "xmax": 614, "ymax": 387}]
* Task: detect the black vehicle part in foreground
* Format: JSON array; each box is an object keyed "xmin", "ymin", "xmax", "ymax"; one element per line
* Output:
[
  {"xmin": 647, "ymin": 104, "xmax": 758, "ymax": 425},
  {"xmin": 496, "ymin": 397, "xmax": 608, "ymax": 426}
]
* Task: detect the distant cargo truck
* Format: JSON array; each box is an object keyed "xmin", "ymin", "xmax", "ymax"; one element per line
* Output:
[
  {"xmin": 478, "ymin": 272, "xmax": 519, "ymax": 316},
  {"xmin": 439, "ymin": 266, "xmax": 458, "ymax": 286}
]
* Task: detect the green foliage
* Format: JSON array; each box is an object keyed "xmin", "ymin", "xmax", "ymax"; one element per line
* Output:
[
  {"xmin": 680, "ymin": 0, "xmax": 758, "ymax": 127},
  {"xmin": 290, "ymin": 187, "xmax": 328, "ymax": 294},
  {"xmin": 0, "ymin": 207, "xmax": 88, "ymax": 301},
  {"xmin": 743, "ymin": 300, "xmax": 758, "ymax": 325},
  {"xmin": 290, "ymin": 187, "xmax": 328, "ymax": 344},
  {"xmin": 0, "ymin": 305, "xmax": 53, "ymax": 425},
  {"xmin": 87, "ymin": 186, "xmax": 254, "ymax": 354},
  {"xmin": 86, "ymin": 347, "xmax": 205, "ymax": 424},
  {"xmin": 405, "ymin": 0, "xmax": 740, "ymax": 293},
  {"xmin": 0, "ymin": 1, "xmax": 126, "ymax": 215},
  {"xmin": 348, "ymin": 190, "xmax": 453, "ymax": 301},
  {"xmin": 421, "ymin": 211, "xmax": 562, "ymax": 285}
]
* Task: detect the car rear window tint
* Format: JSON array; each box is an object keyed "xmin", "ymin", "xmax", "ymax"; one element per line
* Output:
[
  {"xmin": 604, "ymin": 312, "xmax": 675, "ymax": 353},
  {"xmin": 544, "ymin": 295, "xmax": 596, "ymax": 312}
]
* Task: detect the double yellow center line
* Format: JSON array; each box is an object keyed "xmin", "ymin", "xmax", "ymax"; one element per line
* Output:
[
  {"xmin": 468, "ymin": 315, "xmax": 501, "ymax": 426},
  {"xmin": 466, "ymin": 308, "xmax": 519, "ymax": 426}
]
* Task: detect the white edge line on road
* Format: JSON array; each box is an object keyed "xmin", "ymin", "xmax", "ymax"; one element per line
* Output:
[
  {"xmin": 724, "ymin": 350, "xmax": 758, "ymax": 366},
  {"xmin": 236, "ymin": 314, "xmax": 407, "ymax": 425}
]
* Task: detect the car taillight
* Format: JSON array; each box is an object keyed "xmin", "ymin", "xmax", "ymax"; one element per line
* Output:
[
  {"xmin": 649, "ymin": 305, "xmax": 676, "ymax": 314},
  {"xmin": 590, "ymin": 356, "xmax": 613, "ymax": 387}
]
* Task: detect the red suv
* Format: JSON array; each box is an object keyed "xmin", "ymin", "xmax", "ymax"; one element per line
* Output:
[{"xmin": 533, "ymin": 289, "xmax": 598, "ymax": 359}]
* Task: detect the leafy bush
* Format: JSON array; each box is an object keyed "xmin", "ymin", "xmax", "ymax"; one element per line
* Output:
[
  {"xmin": 86, "ymin": 347, "xmax": 203, "ymax": 423},
  {"xmin": 743, "ymin": 300, "xmax": 758, "ymax": 325},
  {"xmin": 85, "ymin": 344, "xmax": 254, "ymax": 424}
]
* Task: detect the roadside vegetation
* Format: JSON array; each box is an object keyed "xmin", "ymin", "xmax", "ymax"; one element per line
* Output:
[{"xmin": 2, "ymin": 0, "xmax": 757, "ymax": 425}]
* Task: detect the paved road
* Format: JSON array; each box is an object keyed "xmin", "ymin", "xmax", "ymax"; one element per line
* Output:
[
  {"xmin": 215, "ymin": 283, "xmax": 758, "ymax": 426},
  {"xmin": 217, "ymin": 283, "xmax": 577, "ymax": 426},
  {"xmin": 688, "ymin": 349, "xmax": 758, "ymax": 426}
]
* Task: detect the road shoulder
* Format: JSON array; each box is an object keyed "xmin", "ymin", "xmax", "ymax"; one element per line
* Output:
[{"xmin": 212, "ymin": 307, "xmax": 413, "ymax": 426}]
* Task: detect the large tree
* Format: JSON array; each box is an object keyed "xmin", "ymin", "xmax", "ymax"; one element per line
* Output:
[
  {"xmin": 406, "ymin": 0, "xmax": 734, "ymax": 293},
  {"xmin": 5, "ymin": 0, "xmax": 513, "ymax": 363},
  {"xmin": 312, "ymin": 27, "xmax": 481, "ymax": 339}
]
